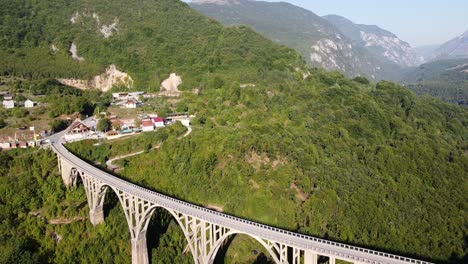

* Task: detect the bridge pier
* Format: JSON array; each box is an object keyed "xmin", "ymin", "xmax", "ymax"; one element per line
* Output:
[
  {"xmin": 115, "ymin": 190, "xmax": 155, "ymax": 264},
  {"xmin": 132, "ymin": 236, "xmax": 149, "ymax": 264},
  {"xmin": 89, "ymin": 205, "xmax": 105, "ymax": 225},
  {"xmin": 58, "ymin": 158, "xmax": 77, "ymax": 187}
]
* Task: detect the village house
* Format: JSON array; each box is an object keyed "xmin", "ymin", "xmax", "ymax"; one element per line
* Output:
[
  {"xmin": 3, "ymin": 94, "xmax": 13, "ymax": 100},
  {"xmin": 125, "ymin": 99, "xmax": 138, "ymax": 109},
  {"xmin": 0, "ymin": 142, "xmax": 11, "ymax": 149},
  {"xmin": 24, "ymin": 99, "xmax": 35, "ymax": 108},
  {"xmin": 141, "ymin": 119, "xmax": 154, "ymax": 132},
  {"xmin": 112, "ymin": 92, "xmax": 129, "ymax": 100},
  {"xmin": 2, "ymin": 99, "xmax": 14, "ymax": 109},
  {"xmin": 64, "ymin": 119, "xmax": 91, "ymax": 141},
  {"xmin": 152, "ymin": 117, "xmax": 165, "ymax": 128}
]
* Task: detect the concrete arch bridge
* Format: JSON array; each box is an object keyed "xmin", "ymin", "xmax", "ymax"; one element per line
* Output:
[{"xmin": 50, "ymin": 134, "xmax": 431, "ymax": 264}]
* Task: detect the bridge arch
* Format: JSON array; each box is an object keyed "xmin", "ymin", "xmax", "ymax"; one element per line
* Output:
[
  {"xmin": 144, "ymin": 204, "xmax": 199, "ymax": 264},
  {"xmin": 206, "ymin": 230, "xmax": 281, "ymax": 264}
]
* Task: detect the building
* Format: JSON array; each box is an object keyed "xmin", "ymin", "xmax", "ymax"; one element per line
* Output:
[
  {"xmin": 2, "ymin": 100, "xmax": 14, "ymax": 109},
  {"xmin": 64, "ymin": 119, "xmax": 91, "ymax": 141},
  {"xmin": 24, "ymin": 99, "xmax": 35, "ymax": 108},
  {"xmin": 18, "ymin": 141, "xmax": 27, "ymax": 148},
  {"xmin": 152, "ymin": 117, "xmax": 165, "ymax": 128},
  {"xmin": 126, "ymin": 100, "xmax": 138, "ymax": 109},
  {"xmin": 0, "ymin": 142, "xmax": 11, "ymax": 149},
  {"xmin": 141, "ymin": 119, "xmax": 154, "ymax": 132},
  {"xmin": 3, "ymin": 94, "xmax": 13, "ymax": 100}
]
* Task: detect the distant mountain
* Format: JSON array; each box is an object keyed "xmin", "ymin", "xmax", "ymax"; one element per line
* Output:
[
  {"xmin": 415, "ymin": 44, "xmax": 440, "ymax": 61},
  {"xmin": 190, "ymin": 0, "xmax": 403, "ymax": 80},
  {"xmin": 323, "ymin": 15, "xmax": 423, "ymax": 67},
  {"xmin": 402, "ymin": 58, "xmax": 468, "ymax": 105},
  {"xmin": 429, "ymin": 30, "xmax": 468, "ymax": 61}
]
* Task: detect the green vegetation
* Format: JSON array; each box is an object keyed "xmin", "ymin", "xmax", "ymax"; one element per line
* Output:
[
  {"xmin": 96, "ymin": 117, "xmax": 111, "ymax": 132},
  {"xmin": 71, "ymin": 70, "xmax": 468, "ymax": 263},
  {"xmin": 1, "ymin": 0, "xmax": 467, "ymax": 263},
  {"xmin": 0, "ymin": 0, "xmax": 304, "ymax": 90},
  {"xmin": 68, "ymin": 123, "xmax": 187, "ymax": 165},
  {"xmin": 402, "ymin": 59, "xmax": 468, "ymax": 105}
]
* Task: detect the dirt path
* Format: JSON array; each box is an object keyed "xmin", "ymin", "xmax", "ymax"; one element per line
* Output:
[{"xmin": 106, "ymin": 126, "xmax": 193, "ymax": 171}]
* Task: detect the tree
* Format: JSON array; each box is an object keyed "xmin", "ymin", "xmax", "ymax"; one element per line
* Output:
[
  {"xmin": 97, "ymin": 118, "xmax": 112, "ymax": 132},
  {"xmin": 49, "ymin": 119, "xmax": 68, "ymax": 133},
  {"xmin": 0, "ymin": 118, "xmax": 6, "ymax": 129}
]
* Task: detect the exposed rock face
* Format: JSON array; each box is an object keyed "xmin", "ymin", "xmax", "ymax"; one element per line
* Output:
[
  {"xmin": 100, "ymin": 18, "xmax": 119, "ymax": 38},
  {"xmin": 69, "ymin": 42, "xmax": 84, "ymax": 62},
  {"xmin": 70, "ymin": 11, "xmax": 119, "ymax": 38},
  {"xmin": 160, "ymin": 73, "xmax": 182, "ymax": 96},
  {"xmin": 429, "ymin": 30, "xmax": 468, "ymax": 61},
  {"xmin": 58, "ymin": 65, "xmax": 133, "ymax": 92},
  {"xmin": 50, "ymin": 44, "xmax": 59, "ymax": 53},
  {"xmin": 323, "ymin": 15, "xmax": 423, "ymax": 67},
  {"xmin": 190, "ymin": 0, "xmax": 402, "ymax": 80},
  {"xmin": 359, "ymin": 31, "xmax": 423, "ymax": 67}
]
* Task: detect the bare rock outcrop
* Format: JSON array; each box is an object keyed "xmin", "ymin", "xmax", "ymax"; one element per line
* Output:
[
  {"xmin": 160, "ymin": 73, "xmax": 182, "ymax": 97},
  {"xmin": 70, "ymin": 42, "xmax": 84, "ymax": 62},
  {"xmin": 58, "ymin": 65, "xmax": 133, "ymax": 92},
  {"xmin": 70, "ymin": 11, "xmax": 119, "ymax": 38}
]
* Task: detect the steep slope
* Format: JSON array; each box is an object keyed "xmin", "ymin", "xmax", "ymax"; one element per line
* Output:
[
  {"xmin": 429, "ymin": 30, "xmax": 468, "ymax": 61},
  {"xmin": 402, "ymin": 58, "xmax": 468, "ymax": 105},
  {"xmin": 190, "ymin": 0, "xmax": 401, "ymax": 80},
  {"xmin": 70, "ymin": 70, "xmax": 468, "ymax": 263},
  {"xmin": 324, "ymin": 14, "xmax": 423, "ymax": 67},
  {"xmin": 1, "ymin": 0, "xmax": 468, "ymax": 263},
  {"xmin": 0, "ymin": 0, "xmax": 304, "ymax": 90}
]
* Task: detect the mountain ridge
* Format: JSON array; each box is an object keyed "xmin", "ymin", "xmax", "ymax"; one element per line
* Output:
[{"xmin": 190, "ymin": 0, "xmax": 406, "ymax": 80}]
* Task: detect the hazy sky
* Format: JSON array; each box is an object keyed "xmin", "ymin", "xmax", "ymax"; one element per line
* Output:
[{"xmin": 185, "ymin": 0, "xmax": 468, "ymax": 47}]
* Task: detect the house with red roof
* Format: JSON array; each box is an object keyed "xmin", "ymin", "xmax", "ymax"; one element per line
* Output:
[
  {"xmin": 141, "ymin": 119, "xmax": 154, "ymax": 132},
  {"xmin": 152, "ymin": 117, "xmax": 165, "ymax": 128},
  {"xmin": 126, "ymin": 99, "xmax": 138, "ymax": 109}
]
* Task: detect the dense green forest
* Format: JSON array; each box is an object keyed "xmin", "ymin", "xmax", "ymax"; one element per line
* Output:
[
  {"xmin": 1, "ymin": 0, "xmax": 468, "ymax": 263},
  {"xmin": 0, "ymin": 0, "xmax": 304, "ymax": 90},
  {"xmin": 69, "ymin": 69, "xmax": 468, "ymax": 264},
  {"xmin": 402, "ymin": 59, "xmax": 468, "ymax": 106}
]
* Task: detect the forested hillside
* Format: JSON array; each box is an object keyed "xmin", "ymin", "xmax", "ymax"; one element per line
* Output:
[
  {"xmin": 1, "ymin": 0, "xmax": 467, "ymax": 264},
  {"xmin": 70, "ymin": 69, "xmax": 468, "ymax": 264},
  {"xmin": 0, "ymin": 0, "xmax": 304, "ymax": 90},
  {"xmin": 402, "ymin": 59, "xmax": 468, "ymax": 105}
]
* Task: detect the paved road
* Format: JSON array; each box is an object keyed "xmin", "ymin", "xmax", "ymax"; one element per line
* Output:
[{"xmin": 49, "ymin": 127, "xmax": 431, "ymax": 264}]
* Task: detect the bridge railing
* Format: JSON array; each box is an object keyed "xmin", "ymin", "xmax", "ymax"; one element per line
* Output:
[{"xmin": 53, "ymin": 143, "xmax": 432, "ymax": 264}]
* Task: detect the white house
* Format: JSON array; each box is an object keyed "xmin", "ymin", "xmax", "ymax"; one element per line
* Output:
[
  {"xmin": 24, "ymin": 99, "xmax": 35, "ymax": 108},
  {"xmin": 2, "ymin": 100, "xmax": 14, "ymax": 109},
  {"xmin": 152, "ymin": 117, "xmax": 165, "ymax": 128},
  {"xmin": 141, "ymin": 119, "xmax": 154, "ymax": 132},
  {"xmin": 125, "ymin": 99, "xmax": 137, "ymax": 109}
]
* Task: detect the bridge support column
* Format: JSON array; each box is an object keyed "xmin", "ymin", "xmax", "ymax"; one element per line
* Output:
[
  {"xmin": 132, "ymin": 236, "xmax": 149, "ymax": 264},
  {"xmin": 80, "ymin": 173, "xmax": 108, "ymax": 226},
  {"xmin": 329, "ymin": 257, "xmax": 335, "ymax": 264},
  {"xmin": 89, "ymin": 205, "xmax": 105, "ymax": 225},
  {"xmin": 115, "ymin": 190, "xmax": 156, "ymax": 264},
  {"xmin": 58, "ymin": 158, "xmax": 77, "ymax": 187},
  {"xmin": 304, "ymin": 250, "xmax": 318, "ymax": 264}
]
